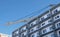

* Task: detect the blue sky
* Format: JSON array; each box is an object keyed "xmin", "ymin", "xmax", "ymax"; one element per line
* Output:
[{"xmin": 0, "ymin": 0, "xmax": 60, "ymax": 35}]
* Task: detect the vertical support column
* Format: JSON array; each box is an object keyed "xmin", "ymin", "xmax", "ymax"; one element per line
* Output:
[
  {"xmin": 39, "ymin": 29, "xmax": 42, "ymax": 37},
  {"xmin": 37, "ymin": 16, "xmax": 42, "ymax": 37},
  {"xmin": 50, "ymin": 9, "xmax": 58, "ymax": 37},
  {"xmin": 26, "ymin": 24, "xmax": 30, "ymax": 37},
  {"xmin": 19, "ymin": 28, "xmax": 21, "ymax": 37}
]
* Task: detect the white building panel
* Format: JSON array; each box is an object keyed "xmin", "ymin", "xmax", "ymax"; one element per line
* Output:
[
  {"xmin": 22, "ymin": 26, "xmax": 26, "ymax": 30},
  {"xmin": 21, "ymin": 26, "xmax": 26, "ymax": 31},
  {"xmin": 55, "ymin": 21, "xmax": 60, "ymax": 28},
  {"xmin": 32, "ymin": 20, "xmax": 37, "ymax": 25},
  {"xmin": 15, "ymin": 31, "xmax": 19, "ymax": 34},
  {"xmin": 52, "ymin": 6, "xmax": 60, "ymax": 14},
  {"xmin": 41, "ymin": 18, "xmax": 52, "ymax": 27},
  {"xmin": 40, "ymin": 12, "xmax": 51, "ymax": 21},
  {"xmin": 30, "ymin": 20, "xmax": 37, "ymax": 27},
  {"xmin": 31, "ymin": 32, "xmax": 38, "ymax": 37},
  {"xmin": 21, "ymin": 31, "xmax": 27, "ymax": 37},
  {"xmin": 30, "ymin": 26, "xmax": 38, "ymax": 33},
  {"xmin": 57, "ymin": 30, "xmax": 60, "ymax": 37},
  {"xmin": 23, "ymin": 31, "xmax": 27, "ymax": 36},
  {"xmin": 41, "ymin": 25, "xmax": 53, "ymax": 34},
  {"xmin": 43, "ymin": 32, "xmax": 54, "ymax": 37},
  {"xmin": 53, "ymin": 14, "xmax": 60, "ymax": 21}
]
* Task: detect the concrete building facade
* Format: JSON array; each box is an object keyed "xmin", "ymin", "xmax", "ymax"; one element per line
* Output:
[{"xmin": 12, "ymin": 3, "xmax": 60, "ymax": 37}]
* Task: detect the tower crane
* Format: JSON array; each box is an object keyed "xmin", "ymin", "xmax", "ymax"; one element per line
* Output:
[{"xmin": 5, "ymin": 4, "xmax": 56, "ymax": 26}]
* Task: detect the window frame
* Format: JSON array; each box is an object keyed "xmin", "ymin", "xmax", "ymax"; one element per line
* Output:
[{"xmin": 57, "ymin": 30, "xmax": 60, "ymax": 37}]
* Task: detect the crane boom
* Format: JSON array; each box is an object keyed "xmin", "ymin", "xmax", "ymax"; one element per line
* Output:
[
  {"xmin": 5, "ymin": 16, "xmax": 36, "ymax": 25},
  {"xmin": 5, "ymin": 4, "xmax": 56, "ymax": 26}
]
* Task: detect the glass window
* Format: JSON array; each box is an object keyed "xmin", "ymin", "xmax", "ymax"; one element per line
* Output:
[
  {"xmin": 43, "ymin": 29, "xmax": 47, "ymax": 33},
  {"xmin": 16, "ymin": 36, "xmax": 19, "ymax": 37},
  {"xmin": 21, "ymin": 29, "xmax": 24, "ymax": 31},
  {"xmin": 50, "ymin": 26, "xmax": 54, "ymax": 31},
  {"xmin": 30, "ymin": 29, "xmax": 34, "ymax": 32},
  {"xmin": 45, "ymin": 36, "xmax": 48, "ymax": 37},
  {"xmin": 54, "ymin": 9, "xmax": 58, "ymax": 14},
  {"xmin": 51, "ymin": 33, "xmax": 54, "ymax": 37},
  {"xmin": 22, "ymin": 34, "xmax": 25, "ymax": 37},
  {"xmin": 57, "ymin": 30, "xmax": 60, "ymax": 37},
  {"xmin": 31, "ymin": 29, "xmax": 33, "ymax": 31},
  {"xmin": 42, "ymin": 23, "xmax": 45, "ymax": 26},
  {"xmin": 59, "ymin": 31, "xmax": 60, "ymax": 35},
  {"xmin": 55, "ymin": 16, "xmax": 59, "ymax": 19},
  {"xmin": 41, "ymin": 17, "xmax": 44, "ymax": 20},
  {"xmin": 57, "ymin": 24, "xmax": 59, "ymax": 27},
  {"xmin": 47, "ymin": 13, "xmax": 51, "ymax": 17},
  {"xmin": 37, "ymin": 25, "xmax": 41, "ymax": 29},
  {"xmin": 48, "ymin": 19, "xmax": 52, "ymax": 22},
  {"xmin": 30, "ymin": 23, "xmax": 34, "ymax": 26},
  {"xmin": 30, "ymin": 20, "xmax": 37, "ymax": 27},
  {"xmin": 31, "ymin": 34, "xmax": 34, "ymax": 37},
  {"xmin": 39, "ymin": 31, "xmax": 42, "ymax": 35},
  {"xmin": 57, "ymin": 23, "xmax": 60, "ymax": 27},
  {"xmin": 59, "ymin": 23, "xmax": 60, "ymax": 26},
  {"xmin": 52, "ymin": 7, "xmax": 60, "ymax": 14}
]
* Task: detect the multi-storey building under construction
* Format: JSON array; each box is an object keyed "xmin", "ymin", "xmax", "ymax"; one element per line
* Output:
[{"xmin": 12, "ymin": 3, "xmax": 60, "ymax": 37}]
